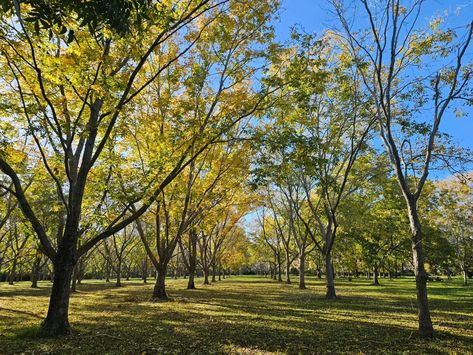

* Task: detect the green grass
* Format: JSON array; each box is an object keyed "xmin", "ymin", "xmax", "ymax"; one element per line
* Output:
[{"xmin": 1, "ymin": 276, "xmax": 472, "ymax": 354}]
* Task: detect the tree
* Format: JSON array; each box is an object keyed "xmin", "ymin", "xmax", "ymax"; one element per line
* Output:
[
  {"xmin": 334, "ymin": 0, "xmax": 473, "ymax": 336},
  {"xmin": 340, "ymin": 167, "xmax": 410, "ymax": 285},
  {"xmin": 255, "ymin": 31, "xmax": 373, "ymax": 298},
  {"xmin": 436, "ymin": 175, "xmax": 473, "ymax": 285},
  {"xmin": 254, "ymin": 207, "xmax": 284, "ymax": 282},
  {"xmin": 0, "ymin": 0, "xmax": 277, "ymax": 335}
]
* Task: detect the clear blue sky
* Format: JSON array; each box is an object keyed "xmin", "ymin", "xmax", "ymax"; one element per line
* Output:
[{"xmin": 273, "ymin": 0, "xmax": 473, "ymax": 153}]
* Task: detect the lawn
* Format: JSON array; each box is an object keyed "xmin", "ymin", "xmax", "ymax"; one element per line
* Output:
[{"xmin": 0, "ymin": 276, "xmax": 472, "ymax": 354}]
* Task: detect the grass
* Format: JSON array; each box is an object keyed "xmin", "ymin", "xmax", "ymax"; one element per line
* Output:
[{"xmin": 0, "ymin": 276, "xmax": 472, "ymax": 354}]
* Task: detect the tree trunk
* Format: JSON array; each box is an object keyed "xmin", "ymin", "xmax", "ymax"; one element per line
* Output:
[
  {"xmin": 8, "ymin": 259, "xmax": 17, "ymax": 285},
  {"xmin": 41, "ymin": 257, "xmax": 75, "ymax": 336},
  {"xmin": 408, "ymin": 202, "xmax": 434, "ymax": 337},
  {"xmin": 152, "ymin": 265, "xmax": 168, "ymax": 300},
  {"xmin": 285, "ymin": 250, "xmax": 291, "ymax": 284},
  {"xmin": 277, "ymin": 260, "xmax": 283, "ymax": 282},
  {"xmin": 187, "ymin": 255, "xmax": 197, "ymax": 289},
  {"xmin": 299, "ymin": 252, "xmax": 306, "ymax": 289},
  {"xmin": 446, "ymin": 266, "xmax": 452, "ymax": 280},
  {"xmin": 71, "ymin": 264, "xmax": 78, "ymax": 292},
  {"xmin": 463, "ymin": 267, "xmax": 468, "ymax": 286},
  {"xmin": 325, "ymin": 253, "xmax": 336, "ymax": 299},
  {"xmin": 105, "ymin": 259, "xmax": 110, "ymax": 283},
  {"xmin": 203, "ymin": 267, "xmax": 210, "ymax": 285},
  {"xmin": 373, "ymin": 266, "xmax": 380, "ymax": 286},
  {"xmin": 143, "ymin": 258, "xmax": 148, "ymax": 284},
  {"xmin": 31, "ymin": 255, "xmax": 41, "ymax": 288},
  {"xmin": 115, "ymin": 260, "xmax": 122, "ymax": 287},
  {"xmin": 212, "ymin": 265, "xmax": 217, "ymax": 283},
  {"xmin": 187, "ymin": 271, "xmax": 196, "ymax": 289}
]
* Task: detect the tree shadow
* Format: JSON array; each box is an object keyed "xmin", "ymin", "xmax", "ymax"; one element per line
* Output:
[{"xmin": 1, "ymin": 277, "xmax": 473, "ymax": 354}]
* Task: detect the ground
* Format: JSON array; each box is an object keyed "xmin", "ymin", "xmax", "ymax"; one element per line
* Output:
[{"xmin": 0, "ymin": 276, "xmax": 472, "ymax": 354}]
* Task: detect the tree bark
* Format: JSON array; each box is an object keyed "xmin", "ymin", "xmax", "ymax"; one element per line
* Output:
[
  {"xmin": 31, "ymin": 254, "xmax": 41, "ymax": 288},
  {"xmin": 203, "ymin": 267, "xmax": 210, "ymax": 285},
  {"xmin": 105, "ymin": 259, "xmax": 111, "ymax": 283},
  {"xmin": 8, "ymin": 259, "xmax": 17, "ymax": 285},
  {"xmin": 408, "ymin": 202, "xmax": 434, "ymax": 337},
  {"xmin": 212, "ymin": 264, "xmax": 217, "ymax": 283},
  {"xmin": 71, "ymin": 265, "xmax": 78, "ymax": 292},
  {"xmin": 187, "ymin": 252, "xmax": 197, "ymax": 289},
  {"xmin": 463, "ymin": 267, "xmax": 468, "ymax": 286},
  {"xmin": 41, "ymin": 257, "xmax": 75, "ymax": 336},
  {"xmin": 187, "ymin": 271, "xmax": 196, "ymax": 289},
  {"xmin": 115, "ymin": 260, "xmax": 122, "ymax": 287},
  {"xmin": 299, "ymin": 252, "xmax": 306, "ymax": 289},
  {"xmin": 285, "ymin": 250, "xmax": 291, "ymax": 284},
  {"xmin": 152, "ymin": 265, "xmax": 168, "ymax": 300},
  {"xmin": 277, "ymin": 258, "xmax": 283, "ymax": 282},
  {"xmin": 142, "ymin": 258, "xmax": 148, "ymax": 284},
  {"xmin": 325, "ymin": 253, "xmax": 336, "ymax": 299},
  {"xmin": 373, "ymin": 266, "xmax": 380, "ymax": 286}
]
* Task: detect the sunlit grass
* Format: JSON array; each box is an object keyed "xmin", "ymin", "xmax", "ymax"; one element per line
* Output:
[{"xmin": 1, "ymin": 276, "xmax": 472, "ymax": 354}]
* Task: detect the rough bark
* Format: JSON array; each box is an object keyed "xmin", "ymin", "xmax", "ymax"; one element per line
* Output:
[
  {"xmin": 408, "ymin": 201, "xmax": 434, "ymax": 337},
  {"xmin": 203, "ymin": 267, "xmax": 210, "ymax": 285},
  {"xmin": 299, "ymin": 252, "xmax": 306, "ymax": 289},
  {"xmin": 41, "ymin": 256, "xmax": 75, "ymax": 336},
  {"xmin": 152, "ymin": 265, "xmax": 168, "ymax": 300},
  {"xmin": 325, "ymin": 253, "xmax": 336, "ymax": 299},
  {"xmin": 187, "ymin": 271, "xmax": 196, "ymax": 289}
]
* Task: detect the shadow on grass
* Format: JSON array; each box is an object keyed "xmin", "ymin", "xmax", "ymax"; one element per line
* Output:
[{"xmin": 2, "ymin": 277, "xmax": 473, "ymax": 354}]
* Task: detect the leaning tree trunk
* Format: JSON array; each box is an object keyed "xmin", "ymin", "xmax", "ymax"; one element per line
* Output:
[
  {"xmin": 299, "ymin": 252, "xmax": 306, "ymax": 289},
  {"xmin": 408, "ymin": 201, "xmax": 434, "ymax": 337},
  {"xmin": 152, "ymin": 264, "xmax": 168, "ymax": 300},
  {"xmin": 41, "ymin": 253, "xmax": 75, "ymax": 336},
  {"xmin": 325, "ymin": 253, "xmax": 336, "ymax": 299}
]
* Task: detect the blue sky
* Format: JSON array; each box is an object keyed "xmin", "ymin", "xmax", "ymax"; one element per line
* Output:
[{"xmin": 272, "ymin": 0, "xmax": 473, "ymax": 153}]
